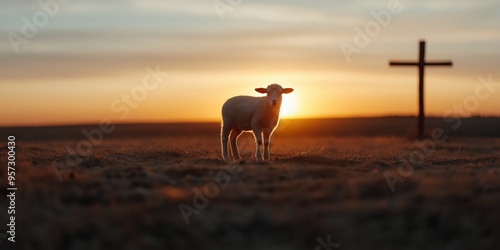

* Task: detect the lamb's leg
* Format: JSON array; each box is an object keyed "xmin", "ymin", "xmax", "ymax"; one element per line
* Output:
[
  {"xmin": 253, "ymin": 129, "xmax": 263, "ymax": 161},
  {"xmin": 263, "ymin": 129, "xmax": 271, "ymax": 160},
  {"xmin": 230, "ymin": 128, "xmax": 242, "ymax": 160},
  {"xmin": 221, "ymin": 123, "xmax": 231, "ymax": 160}
]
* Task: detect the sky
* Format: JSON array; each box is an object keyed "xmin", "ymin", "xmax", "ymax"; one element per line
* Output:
[{"xmin": 1, "ymin": 0, "xmax": 499, "ymax": 126}]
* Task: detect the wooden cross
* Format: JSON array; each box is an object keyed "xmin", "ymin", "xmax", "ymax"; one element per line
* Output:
[{"xmin": 389, "ymin": 40, "xmax": 452, "ymax": 138}]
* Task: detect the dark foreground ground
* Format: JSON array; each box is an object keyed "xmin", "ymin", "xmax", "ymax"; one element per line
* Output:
[{"xmin": 1, "ymin": 132, "xmax": 500, "ymax": 250}]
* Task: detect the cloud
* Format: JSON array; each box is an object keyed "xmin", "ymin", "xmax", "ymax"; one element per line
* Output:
[{"xmin": 1, "ymin": 0, "xmax": 499, "ymax": 82}]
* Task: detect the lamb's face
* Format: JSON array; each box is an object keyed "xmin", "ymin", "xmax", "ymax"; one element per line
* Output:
[{"xmin": 255, "ymin": 84, "xmax": 294, "ymax": 108}]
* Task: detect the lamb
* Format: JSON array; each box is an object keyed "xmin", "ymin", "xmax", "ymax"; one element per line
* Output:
[{"xmin": 221, "ymin": 83, "xmax": 294, "ymax": 161}]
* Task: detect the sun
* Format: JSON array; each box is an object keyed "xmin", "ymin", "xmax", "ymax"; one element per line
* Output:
[{"xmin": 280, "ymin": 93, "xmax": 297, "ymax": 117}]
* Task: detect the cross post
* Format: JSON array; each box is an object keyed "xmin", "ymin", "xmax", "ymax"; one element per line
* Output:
[{"xmin": 389, "ymin": 40, "xmax": 452, "ymax": 138}]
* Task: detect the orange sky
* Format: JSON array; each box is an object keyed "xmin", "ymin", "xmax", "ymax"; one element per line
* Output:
[{"xmin": 1, "ymin": 1, "xmax": 499, "ymax": 126}]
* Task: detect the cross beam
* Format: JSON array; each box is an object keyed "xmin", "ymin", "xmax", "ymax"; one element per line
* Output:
[{"xmin": 389, "ymin": 40, "xmax": 452, "ymax": 138}]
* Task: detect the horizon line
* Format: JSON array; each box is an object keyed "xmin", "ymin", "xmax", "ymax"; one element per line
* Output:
[{"xmin": 2, "ymin": 115, "xmax": 500, "ymax": 129}]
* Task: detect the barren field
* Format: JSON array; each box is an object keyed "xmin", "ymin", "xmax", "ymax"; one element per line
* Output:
[{"xmin": 1, "ymin": 132, "xmax": 500, "ymax": 250}]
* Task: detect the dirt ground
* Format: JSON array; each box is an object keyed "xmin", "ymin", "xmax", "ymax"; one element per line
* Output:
[{"xmin": 1, "ymin": 134, "xmax": 500, "ymax": 250}]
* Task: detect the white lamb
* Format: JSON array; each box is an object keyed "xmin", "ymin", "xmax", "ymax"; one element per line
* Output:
[{"xmin": 221, "ymin": 84, "xmax": 294, "ymax": 161}]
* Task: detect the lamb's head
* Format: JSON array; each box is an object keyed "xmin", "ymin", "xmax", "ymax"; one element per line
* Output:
[{"xmin": 255, "ymin": 83, "xmax": 294, "ymax": 108}]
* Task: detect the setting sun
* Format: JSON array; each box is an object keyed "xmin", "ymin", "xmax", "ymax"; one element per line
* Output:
[{"xmin": 280, "ymin": 93, "xmax": 298, "ymax": 118}]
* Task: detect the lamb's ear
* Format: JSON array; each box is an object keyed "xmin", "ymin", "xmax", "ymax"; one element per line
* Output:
[
  {"xmin": 282, "ymin": 88, "xmax": 294, "ymax": 94},
  {"xmin": 255, "ymin": 88, "xmax": 267, "ymax": 94}
]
